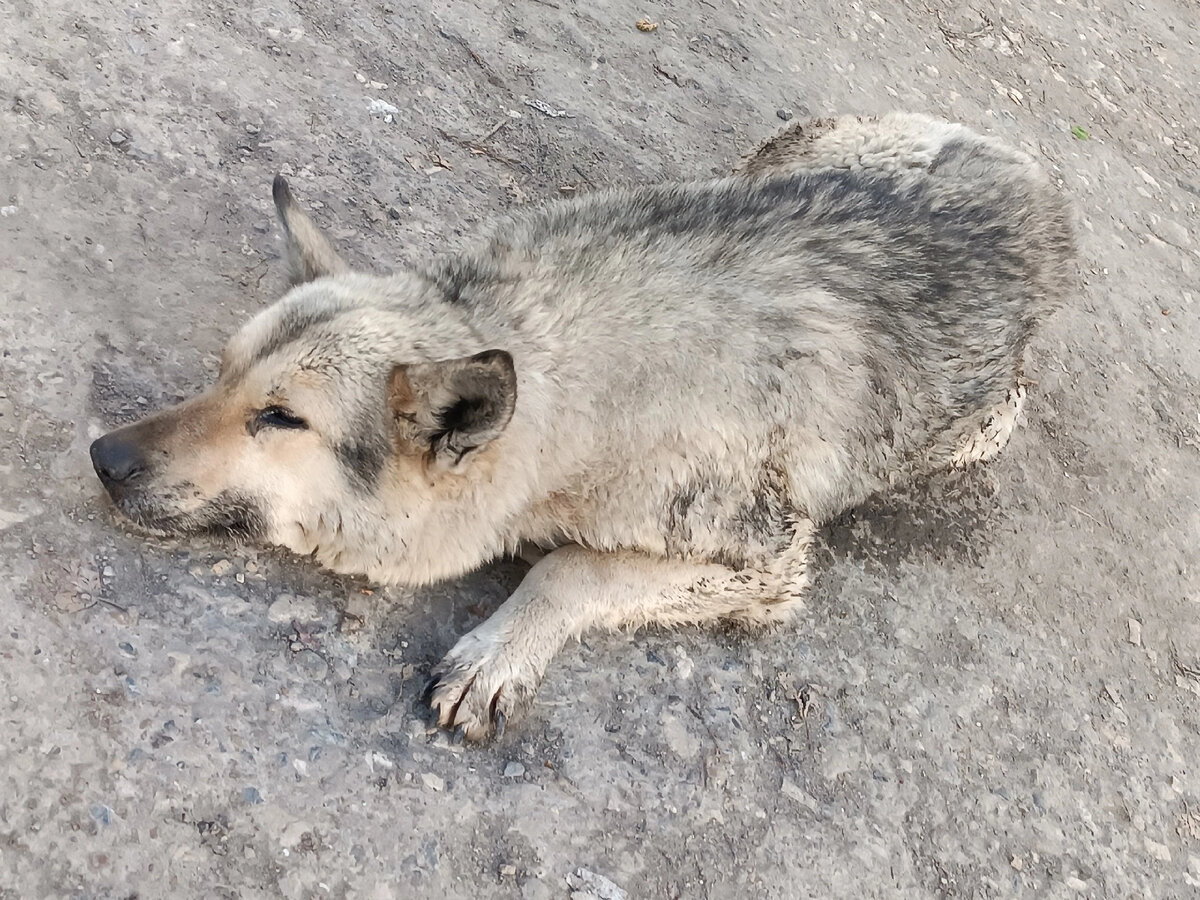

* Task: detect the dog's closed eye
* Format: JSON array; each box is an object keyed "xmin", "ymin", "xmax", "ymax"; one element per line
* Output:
[{"xmin": 249, "ymin": 406, "xmax": 308, "ymax": 435}]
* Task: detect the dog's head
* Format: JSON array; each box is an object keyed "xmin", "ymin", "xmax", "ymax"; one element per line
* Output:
[{"xmin": 90, "ymin": 177, "xmax": 518, "ymax": 580}]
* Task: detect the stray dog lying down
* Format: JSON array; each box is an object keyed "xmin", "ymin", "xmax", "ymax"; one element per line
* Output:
[{"xmin": 91, "ymin": 113, "xmax": 1074, "ymax": 741}]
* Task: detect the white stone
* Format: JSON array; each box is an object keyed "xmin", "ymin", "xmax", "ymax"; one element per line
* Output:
[{"xmin": 267, "ymin": 593, "xmax": 321, "ymax": 624}]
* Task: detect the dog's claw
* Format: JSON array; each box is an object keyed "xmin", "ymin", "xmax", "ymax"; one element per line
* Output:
[
  {"xmin": 493, "ymin": 709, "xmax": 507, "ymax": 740},
  {"xmin": 419, "ymin": 675, "xmax": 439, "ymax": 705},
  {"xmin": 451, "ymin": 725, "xmax": 467, "ymax": 746}
]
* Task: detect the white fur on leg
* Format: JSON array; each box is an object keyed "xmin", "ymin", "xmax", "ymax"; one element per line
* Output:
[{"xmin": 952, "ymin": 384, "xmax": 1027, "ymax": 468}]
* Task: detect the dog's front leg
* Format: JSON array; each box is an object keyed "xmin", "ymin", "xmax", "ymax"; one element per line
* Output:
[{"xmin": 425, "ymin": 525, "xmax": 813, "ymax": 742}]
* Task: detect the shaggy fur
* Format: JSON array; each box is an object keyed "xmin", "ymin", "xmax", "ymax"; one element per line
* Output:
[{"xmin": 91, "ymin": 112, "xmax": 1075, "ymax": 741}]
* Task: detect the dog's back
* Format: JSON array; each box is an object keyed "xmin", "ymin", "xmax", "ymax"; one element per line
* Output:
[{"xmin": 429, "ymin": 118, "xmax": 1073, "ymax": 557}]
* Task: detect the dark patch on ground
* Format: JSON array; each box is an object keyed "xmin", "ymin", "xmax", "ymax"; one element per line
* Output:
[{"xmin": 822, "ymin": 468, "xmax": 1001, "ymax": 572}]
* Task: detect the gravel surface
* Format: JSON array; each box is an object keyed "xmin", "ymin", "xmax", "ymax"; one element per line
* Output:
[{"xmin": 1, "ymin": 0, "xmax": 1198, "ymax": 896}]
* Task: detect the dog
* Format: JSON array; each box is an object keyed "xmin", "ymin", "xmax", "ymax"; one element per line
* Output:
[{"xmin": 90, "ymin": 113, "xmax": 1074, "ymax": 741}]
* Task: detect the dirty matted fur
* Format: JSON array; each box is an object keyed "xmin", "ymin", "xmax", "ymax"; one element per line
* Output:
[{"xmin": 90, "ymin": 112, "xmax": 1075, "ymax": 741}]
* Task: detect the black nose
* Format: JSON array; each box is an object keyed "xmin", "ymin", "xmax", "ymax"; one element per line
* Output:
[{"xmin": 90, "ymin": 432, "xmax": 149, "ymax": 487}]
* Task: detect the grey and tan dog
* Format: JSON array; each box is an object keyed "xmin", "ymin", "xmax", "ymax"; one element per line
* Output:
[{"xmin": 90, "ymin": 113, "xmax": 1074, "ymax": 741}]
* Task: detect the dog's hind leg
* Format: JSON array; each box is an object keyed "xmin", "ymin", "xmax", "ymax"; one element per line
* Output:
[
  {"xmin": 734, "ymin": 115, "xmax": 852, "ymax": 176},
  {"xmin": 950, "ymin": 384, "xmax": 1028, "ymax": 469},
  {"xmin": 736, "ymin": 112, "xmax": 992, "ymax": 178},
  {"xmin": 425, "ymin": 521, "xmax": 815, "ymax": 741}
]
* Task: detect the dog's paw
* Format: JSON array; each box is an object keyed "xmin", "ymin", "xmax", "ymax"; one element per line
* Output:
[
  {"xmin": 422, "ymin": 631, "xmax": 544, "ymax": 743},
  {"xmin": 951, "ymin": 385, "xmax": 1027, "ymax": 469}
]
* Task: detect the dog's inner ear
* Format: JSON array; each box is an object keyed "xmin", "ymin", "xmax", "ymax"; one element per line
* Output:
[
  {"xmin": 388, "ymin": 350, "xmax": 517, "ymax": 470},
  {"xmin": 272, "ymin": 175, "xmax": 349, "ymax": 286}
]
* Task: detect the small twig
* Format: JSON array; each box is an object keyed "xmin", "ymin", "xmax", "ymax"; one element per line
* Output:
[
  {"xmin": 570, "ymin": 163, "xmax": 594, "ymax": 187},
  {"xmin": 523, "ymin": 98, "xmax": 575, "ymax": 119},
  {"xmin": 653, "ymin": 63, "xmax": 683, "ymax": 87},
  {"xmin": 250, "ymin": 258, "xmax": 270, "ymax": 289},
  {"xmin": 686, "ymin": 702, "xmax": 722, "ymax": 748},
  {"xmin": 437, "ymin": 25, "xmax": 506, "ymax": 88},
  {"xmin": 477, "ymin": 120, "xmax": 507, "ymax": 142},
  {"xmin": 434, "ymin": 126, "xmax": 520, "ymax": 166},
  {"xmin": 436, "ymin": 121, "xmax": 506, "ymax": 148},
  {"xmin": 1171, "ymin": 643, "xmax": 1200, "ymax": 680}
]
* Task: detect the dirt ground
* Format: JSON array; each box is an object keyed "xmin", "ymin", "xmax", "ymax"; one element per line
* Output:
[{"xmin": 2, "ymin": 0, "xmax": 1199, "ymax": 897}]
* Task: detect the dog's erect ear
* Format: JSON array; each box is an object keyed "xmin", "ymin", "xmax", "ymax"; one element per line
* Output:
[
  {"xmin": 272, "ymin": 175, "xmax": 349, "ymax": 286},
  {"xmin": 388, "ymin": 350, "xmax": 518, "ymax": 470}
]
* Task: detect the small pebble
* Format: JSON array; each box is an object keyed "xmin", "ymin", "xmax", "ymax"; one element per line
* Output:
[
  {"xmin": 1134, "ymin": 166, "xmax": 1160, "ymax": 189},
  {"xmin": 672, "ymin": 644, "xmax": 694, "ymax": 680},
  {"xmin": 499, "ymin": 863, "xmax": 517, "ymax": 877},
  {"xmin": 211, "ymin": 559, "xmax": 233, "ymax": 577},
  {"xmin": 1145, "ymin": 837, "xmax": 1171, "ymax": 862},
  {"xmin": 1127, "ymin": 618, "xmax": 1142, "ymax": 646},
  {"xmin": 368, "ymin": 98, "xmax": 399, "ymax": 119},
  {"xmin": 101, "ymin": 565, "xmax": 115, "ymax": 578},
  {"xmin": 776, "ymin": 107, "xmax": 794, "ymax": 121},
  {"xmin": 268, "ymin": 593, "xmax": 321, "ymax": 624},
  {"xmin": 108, "ymin": 130, "xmax": 127, "ymax": 145},
  {"xmin": 1148, "ymin": 217, "xmax": 1191, "ymax": 248},
  {"xmin": 89, "ymin": 804, "xmax": 113, "ymax": 826},
  {"xmin": 295, "ymin": 650, "xmax": 328, "ymax": 680},
  {"xmin": 367, "ymin": 751, "xmax": 393, "ymax": 772},
  {"xmin": 420, "ymin": 772, "xmax": 445, "ymax": 792},
  {"xmin": 503, "ymin": 761, "xmax": 525, "ymax": 778},
  {"xmin": 566, "ymin": 868, "xmax": 627, "ymax": 900},
  {"xmin": 243, "ymin": 787, "xmax": 263, "ymax": 805}
]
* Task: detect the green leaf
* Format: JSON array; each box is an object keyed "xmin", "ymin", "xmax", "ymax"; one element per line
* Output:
[{"xmin": 1071, "ymin": 125, "xmax": 1090, "ymax": 140}]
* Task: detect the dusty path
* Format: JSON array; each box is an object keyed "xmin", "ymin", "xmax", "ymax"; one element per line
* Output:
[{"xmin": 1, "ymin": 0, "xmax": 1198, "ymax": 896}]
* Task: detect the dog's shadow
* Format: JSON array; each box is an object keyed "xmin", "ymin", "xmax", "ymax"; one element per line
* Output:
[{"xmin": 819, "ymin": 467, "xmax": 1002, "ymax": 572}]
